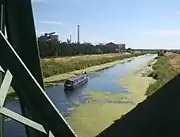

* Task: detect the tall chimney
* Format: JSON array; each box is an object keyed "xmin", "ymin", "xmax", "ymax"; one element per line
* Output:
[
  {"xmin": 70, "ymin": 34, "xmax": 72, "ymax": 43},
  {"xmin": 77, "ymin": 25, "xmax": 80, "ymax": 43}
]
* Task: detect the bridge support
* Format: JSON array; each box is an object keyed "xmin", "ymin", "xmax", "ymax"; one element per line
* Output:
[{"xmin": 0, "ymin": 0, "xmax": 76, "ymax": 137}]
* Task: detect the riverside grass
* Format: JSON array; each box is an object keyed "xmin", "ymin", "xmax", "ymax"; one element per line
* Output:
[
  {"xmin": 42, "ymin": 53, "xmax": 143, "ymax": 78},
  {"xmin": 43, "ymin": 53, "xmax": 144, "ymax": 84},
  {"xmin": 146, "ymin": 55, "xmax": 177, "ymax": 96}
]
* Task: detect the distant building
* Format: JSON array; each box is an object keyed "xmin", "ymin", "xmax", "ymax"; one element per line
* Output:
[
  {"xmin": 40, "ymin": 32, "xmax": 59, "ymax": 41},
  {"xmin": 105, "ymin": 42, "xmax": 126, "ymax": 51},
  {"xmin": 49, "ymin": 34, "xmax": 59, "ymax": 40},
  {"xmin": 105, "ymin": 42, "xmax": 119, "ymax": 51},
  {"xmin": 117, "ymin": 44, "xmax": 126, "ymax": 50}
]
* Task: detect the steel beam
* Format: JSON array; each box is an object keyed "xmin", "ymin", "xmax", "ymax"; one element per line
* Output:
[
  {"xmin": 0, "ymin": 70, "xmax": 12, "ymax": 107},
  {"xmin": 5, "ymin": 0, "xmax": 46, "ymax": 136},
  {"xmin": 0, "ymin": 32, "xmax": 76, "ymax": 136},
  {"xmin": 0, "ymin": 1, "xmax": 5, "ymax": 136}
]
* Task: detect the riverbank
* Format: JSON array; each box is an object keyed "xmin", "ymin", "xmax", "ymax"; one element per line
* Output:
[
  {"xmin": 116, "ymin": 57, "xmax": 157, "ymax": 103},
  {"xmin": 44, "ymin": 54, "xmax": 138, "ymax": 84},
  {"xmin": 66, "ymin": 56, "xmax": 156, "ymax": 137},
  {"xmin": 7, "ymin": 53, "xmax": 144, "ymax": 95},
  {"xmin": 146, "ymin": 53, "xmax": 179, "ymax": 96}
]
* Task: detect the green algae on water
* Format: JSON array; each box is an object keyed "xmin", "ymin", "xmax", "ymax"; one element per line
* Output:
[{"xmin": 82, "ymin": 89, "xmax": 126, "ymax": 101}]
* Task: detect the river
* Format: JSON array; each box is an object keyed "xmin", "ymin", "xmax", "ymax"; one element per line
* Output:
[{"xmin": 3, "ymin": 54, "xmax": 155, "ymax": 137}]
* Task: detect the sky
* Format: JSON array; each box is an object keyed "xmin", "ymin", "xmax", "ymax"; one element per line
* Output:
[{"xmin": 32, "ymin": 0, "xmax": 180, "ymax": 49}]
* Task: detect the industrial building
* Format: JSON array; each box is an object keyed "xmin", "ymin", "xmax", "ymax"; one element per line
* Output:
[
  {"xmin": 40, "ymin": 32, "xmax": 59, "ymax": 41},
  {"xmin": 105, "ymin": 42, "xmax": 126, "ymax": 51},
  {"xmin": 117, "ymin": 44, "xmax": 126, "ymax": 50}
]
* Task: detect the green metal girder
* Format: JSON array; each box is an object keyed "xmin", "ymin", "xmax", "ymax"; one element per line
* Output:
[
  {"xmin": 5, "ymin": 0, "xmax": 44, "ymax": 87},
  {"xmin": 0, "ymin": 70, "xmax": 12, "ymax": 107},
  {"xmin": 0, "ymin": 66, "xmax": 4, "ymax": 73},
  {"xmin": 0, "ymin": 1, "xmax": 5, "ymax": 137},
  {"xmin": 0, "ymin": 32, "xmax": 76, "ymax": 136},
  {"xmin": 0, "ymin": 108, "xmax": 47, "ymax": 134},
  {"xmin": 5, "ymin": 0, "xmax": 46, "ymax": 136}
]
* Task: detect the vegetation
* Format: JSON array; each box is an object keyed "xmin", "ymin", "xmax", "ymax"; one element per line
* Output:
[
  {"xmin": 38, "ymin": 37, "xmax": 124, "ymax": 58},
  {"xmin": 66, "ymin": 89, "xmax": 134, "ymax": 137},
  {"xmin": 41, "ymin": 53, "xmax": 144, "ymax": 78},
  {"xmin": 157, "ymin": 50, "xmax": 165, "ymax": 56},
  {"xmin": 146, "ymin": 55, "xmax": 177, "ymax": 96},
  {"xmin": 83, "ymin": 89, "xmax": 125, "ymax": 101},
  {"xmin": 38, "ymin": 38, "xmax": 146, "ymax": 79}
]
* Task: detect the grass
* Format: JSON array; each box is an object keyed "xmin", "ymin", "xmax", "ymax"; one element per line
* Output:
[
  {"xmin": 146, "ymin": 55, "xmax": 178, "ymax": 96},
  {"xmin": 43, "ymin": 61, "xmax": 123, "ymax": 84},
  {"xmin": 43, "ymin": 53, "xmax": 145, "ymax": 84},
  {"xmin": 42, "ymin": 53, "xmax": 144, "ymax": 78}
]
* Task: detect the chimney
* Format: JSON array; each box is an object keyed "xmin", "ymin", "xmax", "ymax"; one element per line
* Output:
[
  {"xmin": 70, "ymin": 34, "xmax": 72, "ymax": 43},
  {"xmin": 77, "ymin": 25, "xmax": 80, "ymax": 43}
]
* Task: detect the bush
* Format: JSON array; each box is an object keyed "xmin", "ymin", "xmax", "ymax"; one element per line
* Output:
[
  {"xmin": 157, "ymin": 51, "xmax": 164, "ymax": 56},
  {"xmin": 146, "ymin": 56, "xmax": 177, "ymax": 96}
]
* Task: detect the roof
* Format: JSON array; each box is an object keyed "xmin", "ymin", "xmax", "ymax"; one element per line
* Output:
[
  {"xmin": 105, "ymin": 42, "xmax": 119, "ymax": 48},
  {"xmin": 105, "ymin": 42, "xmax": 117, "ymax": 46},
  {"xmin": 68, "ymin": 74, "xmax": 85, "ymax": 81}
]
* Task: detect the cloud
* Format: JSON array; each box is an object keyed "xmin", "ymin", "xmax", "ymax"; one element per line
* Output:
[
  {"xmin": 40, "ymin": 21, "xmax": 64, "ymax": 25},
  {"xmin": 144, "ymin": 30, "xmax": 180, "ymax": 35}
]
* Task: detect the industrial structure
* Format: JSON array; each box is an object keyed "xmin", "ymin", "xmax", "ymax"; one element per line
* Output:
[
  {"xmin": 117, "ymin": 44, "xmax": 126, "ymax": 50},
  {"xmin": 40, "ymin": 32, "xmax": 59, "ymax": 41},
  {"xmin": 70, "ymin": 34, "xmax": 72, "ymax": 43},
  {"xmin": 77, "ymin": 25, "xmax": 80, "ymax": 43},
  {"xmin": 105, "ymin": 42, "xmax": 126, "ymax": 51}
]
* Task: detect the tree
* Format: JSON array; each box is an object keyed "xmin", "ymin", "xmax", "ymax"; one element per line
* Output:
[{"xmin": 37, "ymin": 36, "xmax": 122, "ymax": 58}]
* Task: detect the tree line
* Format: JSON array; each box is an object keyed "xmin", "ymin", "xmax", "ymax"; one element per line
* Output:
[{"xmin": 38, "ymin": 37, "xmax": 126, "ymax": 58}]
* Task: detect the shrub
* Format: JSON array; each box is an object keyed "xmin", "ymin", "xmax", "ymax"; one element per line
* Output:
[
  {"xmin": 146, "ymin": 56, "xmax": 177, "ymax": 96},
  {"xmin": 157, "ymin": 51, "xmax": 164, "ymax": 56}
]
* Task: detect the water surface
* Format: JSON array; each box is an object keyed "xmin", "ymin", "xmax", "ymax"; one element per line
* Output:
[{"xmin": 3, "ymin": 54, "xmax": 155, "ymax": 137}]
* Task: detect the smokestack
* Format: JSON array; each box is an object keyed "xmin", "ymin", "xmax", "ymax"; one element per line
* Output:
[
  {"xmin": 70, "ymin": 34, "xmax": 72, "ymax": 43},
  {"xmin": 77, "ymin": 25, "xmax": 80, "ymax": 43}
]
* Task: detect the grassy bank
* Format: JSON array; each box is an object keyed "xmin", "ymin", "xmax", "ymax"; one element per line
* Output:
[
  {"xmin": 44, "ymin": 57, "xmax": 135, "ymax": 84},
  {"xmin": 42, "ymin": 53, "xmax": 143, "ymax": 78},
  {"xmin": 146, "ymin": 54, "xmax": 178, "ymax": 96},
  {"xmin": 43, "ymin": 53, "xmax": 144, "ymax": 84}
]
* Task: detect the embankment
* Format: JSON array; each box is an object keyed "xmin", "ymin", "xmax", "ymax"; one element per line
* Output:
[
  {"xmin": 146, "ymin": 53, "xmax": 178, "ymax": 96},
  {"xmin": 43, "ymin": 53, "xmax": 144, "ymax": 84}
]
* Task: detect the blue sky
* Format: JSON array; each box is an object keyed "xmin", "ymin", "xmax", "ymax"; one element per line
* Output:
[{"xmin": 32, "ymin": 0, "xmax": 180, "ymax": 49}]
